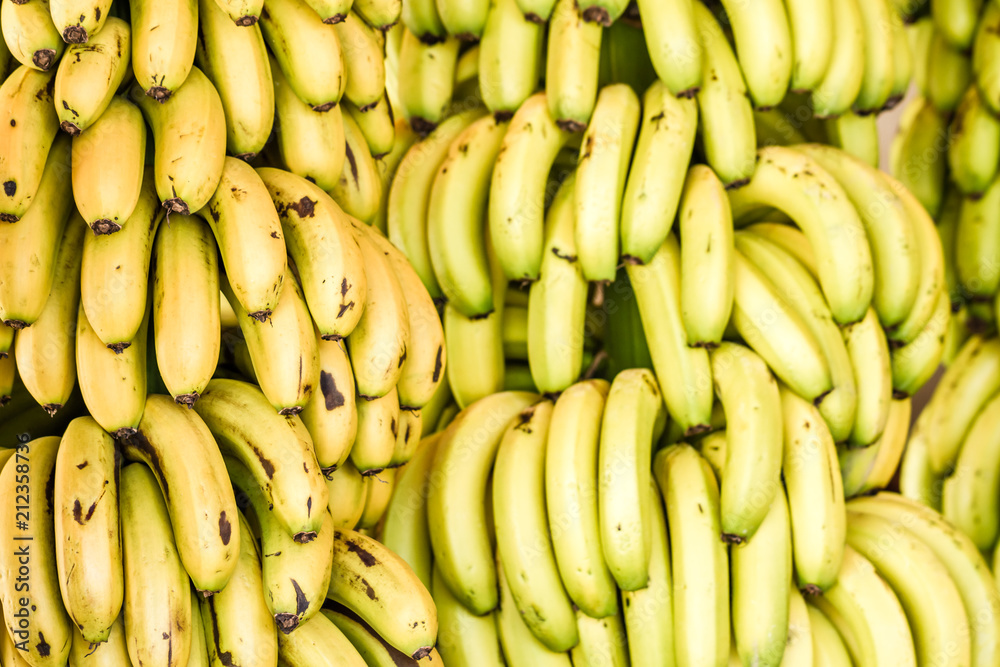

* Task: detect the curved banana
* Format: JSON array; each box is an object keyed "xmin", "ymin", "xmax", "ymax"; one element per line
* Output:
[
  {"xmin": 54, "ymin": 18, "xmax": 130, "ymax": 135},
  {"xmin": 807, "ymin": 605, "xmax": 852, "ymax": 667},
  {"xmin": 0, "ymin": 66, "xmax": 60, "ymax": 223},
  {"xmin": 129, "ymin": 67, "xmax": 226, "ymax": 215},
  {"xmin": 956, "ymin": 176, "xmax": 1000, "ymax": 301},
  {"xmin": 626, "ymin": 234, "xmax": 714, "ymax": 434},
  {"xmin": 841, "ymin": 308, "xmax": 893, "ymax": 446},
  {"xmin": 119, "ymin": 463, "xmax": 192, "ymax": 667},
  {"xmin": 852, "ymin": 0, "xmax": 895, "ymax": 113},
  {"xmin": 943, "ymin": 391, "xmax": 1000, "ymax": 550},
  {"xmin": 435, "ymin": 0, "xmax": 488, "ymax": 41},
  {"xmin": 886, "ymin": 12, "xmax": 912, "ymax": 110},
  {"xmin": 349, "ymin": 387, "xmax": 399, "ymax": 474},
  {"xmin": 926, "ymin": 28, "xmax": 973, "ymax": 112},
  {"xmin": 780, "ymin": 387, "xmax": 847, "ymax": 594},
  {"xmin": 810, "ymin": 0, "xmax": 864, "ymax": 118},
  {"xmin": 479, "ymin": 0, "xmax": 543, "ymax": 116},
  {"xmin": 785, "ymin": 0, "xmax": 833, "ymax": 92},
  {"xmin": 891, "ymin": 97, "xmax": 949, "ymax": 218},
  {"xmin": 426, "ymin": 391, "xmax": 538, "ymax": 614},
  {"xmin": 303, "ymin": 0, "xmax": 354, "ymax": 23},
  {"xmin": 323, "ymin": 605, "xmax": 427, "ymax": 667},
  {"xmin": 80, "ymin": 174, "xmax": 160, "ymax": 351},
  {"xmin": 974, "ymin": 2, "xmax": 1000, "ymax": 115},
  {"xmin": 544, "ymin": 0, "xmax": 601, "ymax": 131},
  {"xmin": 396, "ymin": 28, "xmax": 460, "ymax": 133},
  {"xmin": 717, "ymin": 0, "xmax": 792, "ymax": 109},
  {"xmin": 53, "ymin": 417, "xmax": 122, "ymax": 643},
  {"xmin": 634, "ymin": 0, "xmax": 701, "ymax": 97},
  {"xmin": 890, "ymin": 290, "xmax": 949, "ymax": 397},
  {"xmin": 371, "ymin": 118, "xmax": 419, "ymax": 235},
  {"xmin": 344, "ymin": 95, "xmax": 395, "ymax": 158},
  {"xmin": 152, "ymin": 214, "xmax": 220, "ymax": 405},
  {"xmin": 727, "ymin": 145, "xmax": 874, "ymax": 325},
  {"xmin": 329, "ymin": 111, "xmax": 382, "ymax": 223},
  {"xmin": 326, "ymin": 459, "xmax": 367, "ymax": 529},
  {"xmin": 14, "ymin": 216, "xmax": 83, "ymax": 414},
  {"xmin": 494, "ymin": 552, "xmax": 573, "ymax": 666},
  {"xmin": 654, "ymin": 443, "xmax": 729, "ymax": 667},
  {"xmin": 50, "ymin": 0, "xmax": 113, "ymax": 42},
  {"xmin": 352, "ymin": 0, "xmax": 400, "ymax": 29},
  {"xmin": 949, "ymin": 86, "xmax": 1000, "ymax": 197},
  {"xmin": 931, "ymin": 0, "xmax": 981, "ymax": 50},
  {"xmin": 196, "ymin": 0, "xmax": 273, "ymax": 159},
  {"xmin": 211, "ymin": 0, "xmax": 264, "ymax": 25},
  {"xmin": 574, "ymin": 84, "xmax": 640, "ymax": 282},
  {"xmin": 382, "ymin": 433, "xmax": 440, "ymax": 589},
  {"xmin": 431, "ymin": 565, "xmax": 505, "ymax": 667},
  {"xmin": 258, "ymin": 0, "xmax": 345, "ymax": 110},
  {"xmin": 899, "ymin": 410, "xmax": 944, "ymax": 511},
  {"xmin": 68, "ymin": 615, "xmax": 133, "ymax": 667},
  {"xmin": 301, "ymin": 335, "xmax": 358, "ymax": 470},
  {"xmin": 333, "ymin": 11, "xmax": 384, "ymax": 110},
  {"xmin": 840, "ymin": 396, "xmax": 911, "ymax": 499},
  {"xmin": 0, "ymin": 437, "xmax": 72, "ymax": 667},
  {"xmin": 402, "ymin": 0, "xmax": 444, "ymax": 40},
  {"xmin": 619, "ymin": 80, "xmax": 698, "ymax": 263},
  {"xmin": 277, "ymin": 609, "xmax": 366, "ymax": 667},
  {"xmin": 128, "ymin": 0, "xmax": 197, "ymax": 100},
  {"xmin": 1, "ymin": 0, "xmax": 64, "ymax": 71}
]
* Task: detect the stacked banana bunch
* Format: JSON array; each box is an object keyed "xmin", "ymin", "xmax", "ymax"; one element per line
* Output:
[{"xmin": 891, "ymin": 0, "xmax": 1000, "ymax": 345}]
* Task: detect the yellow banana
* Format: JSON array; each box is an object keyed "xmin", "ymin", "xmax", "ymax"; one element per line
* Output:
[
  {"xmin": 128, "ymin": 0, "xmax": 197, "ymax": 100},
  {"xmin": 329, "ymin": 111, "xmax": 382, "ymax": 223},
  {"xmin": 823, "ymin": 110, "xmax": 879, "ymax": 167},
  {"xmin": 717, "ymin": 0, "xmax": 792, "ymax": 109},
  {"xmin": 302, "ymin": 0, "xmax": 353, "ymax": 23},
  {"xmin": 974, "ymin": 1, "xmax": 1000, "ymax": 115},
  {"xmin": 839, "ymin": 398, "xmax": 911, "ymax": 498},
  {"xmin": 806, "ymin": 604, "xmax": 852, "ymax": 667},
  {"xmin": 276, "ymin": 611, "xmax": 367, "ymax": 667},
  {"xmin": 68, "ymin": 615, "xmax": 133, "ymax": 667},
  {"xmin": 431, "ymin": 565, "xmax": 505, "ymax": 667},
  {"xmin": 931, "ymin": 0, "xmax": 981, "ymax": 50},
  {"xmin": 890, "ymin": 290, "xmax": 949, "ymax": 398},
  {"xmin": 890, "ymin": 96, "xmax": 948, "ymax": 218},
  {"xmin": 54, "ymin": 18, "xmax": 130, "ymax": 135},
  {"xmin": 852, "ymin": 0, "xmax": 895, "ymax": 113},
  {"xmin": 478, "ymin": 0, "xmax": 543, "ymax": 116},
  {"xmin": 333, "ymin": 11, "xmax": 384, "ymax": 110},
  {"xmin": 926, "ymin": 27, "xmax": 973, "ymax": 112},
  {"xmin": 635, "ymin": 0, "xmax": 701, "ymax": 97},
  {"xmin": 301, "ymin": 334, "xmax": 358, "ymax": 470},
  {"xmin": 1, "ymin": 0, "xmax": 64, "ymax": 71},
  {"xmin": 396, "ymin": 28, "xmax": 460, "ymax": 133},
  {"xmin": 371, "ymin": 118, "xmax": 419, "ymax": 234},
  {"xmin": 949, "ymin": 86, "xmax": 1000, "ymax": 197},
  {"xmin": 326, "ymin": 459, "xmax": 367, "ymax": 529},
  {"xmin": 344, "ymin": 94, "xmax": 395, "ymax": 158},
  {"xmin": 350, "ymin": 387, "xmax": 400, "ymax": 474},
  {"xmin": 943, "ymin": 390, "xmax": 1000, "ymax": 550},
  {"xmin": 352, "ymin": 0, "xmax": 400, "ymax": 30},
  {"xmin": 842, "ymin": 308, "xmax": 893, "ymax": 446},
  {"xmin": 49, "ymin": 0, "xmax": 113, "ymax": 43},
  {"xmin": 211, "ymin": 0, "xmax": 264, "ymax": 25},
  {"xmin": 544, "ymin": 0, "xmax": 601, "ymax": 131},
  {"xmin": 810, "ymin": 0, "xmax": 864, "ymax": 118}
]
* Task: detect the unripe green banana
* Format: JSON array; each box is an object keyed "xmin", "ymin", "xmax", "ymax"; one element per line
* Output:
[
  {"xmin": 926, "ymin": 28, "xmax": 972, "ymax": 112},
  {"xmin": 545, "ymin": 0, "xmax": 601, "ymax": 131},
  {"xmin": 931, "ymin": 0, "xmax": 982, "ymax": 51},
  {"xmin": 810, "ymin": 0, "xmax": 864, "ymax": 118},
  {"xmin": 852, "ymin": 0, "xmax": 896, "ymax": 113},
  {"xmin": 402, "ymin": 0, "xmax": 444, "ymax": 40},
  {"xmin": 128, "ymin": 0, "xmax": 197, "ymax": 100},
  {"xmin": 49, "ymin": 0, "xmax": 113, "ymax": 43},
  {"xmin": 54, "ymin": 18, "xmax": 130, "ymax": 135},
  {"xmin": 1, "ymin": 0, "xmax": 64, "ymax": 71},
  {"xmin": 478, "ymin": 0, "xmax": 543, "ymax": 116},
  {"xmin": 396, "ymin": 28, "xmax": 460, "ymax": 134}
]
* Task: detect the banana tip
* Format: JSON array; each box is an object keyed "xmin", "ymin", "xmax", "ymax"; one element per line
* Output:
[
  {"xmin": 62, "ymin": 26, "xmax": 88, "ymax": 44},
  {"xmin": 112, "ymin": 426, "xmax": 138, "ymax": 440},
  {"xmin": 31, "ymin": 49, "xmax": 57, "ymax": 71},
  {"xmin": 800, "ymin": 584, "xmax": 823, "ymax": 596},
  {"xmin": 675, "ymin": 87, "xmax": 700, "ymax": 99},
  {"xmin": 293, "ymin": 530, "xmax": 317, "ymax": 544},
  {"xmin": 278, "ymin": 406, "xmax": 303, "ymax": 416},
  {"xmin": 233, "ymin": 152, "xmax": 257, "ymax": 162},
  {"xmin": 723, "ymin": 177, "xmax": 751, "ymax": 191},
  {"xmin": 322, "ymin": 14, "xmax": 347, "ymax": 24},
  {"xmin": 721, "ymin": 532, "xmax": 745, "ymax": 545},
  {"xmin": 0, "ymin": 396, "xmax": 10, "ymax": 407},
  {"xmin": 90, "ymin": 219, "xmax": 121, "ymax": 235},
  {"xmin": 234, "ymin": 15, "xmax": 258, "ymax": 26},
  {"xmin": 106, "ymin": 341, "xmax": 131, "ymax": 354},
  {"xmin": 0, "ymin": 213, "xmax": 19, "ymax": 223},
  {"xmin": 311, "ymin": 101, "xmax": 338, "ymax": 113},
  {"xmin": 59, "ymin": 121, "xmax": 81, "ymax": 136},
  {"xmin": 274, "ymin": 613, "xmax": 299, "ymax": 634},
  {"xmin": 580, "ymin": 6, "xmax": 612, "ymax": 26},
  {"xmin": 3, "ymin": 320, "xmax": 26, "ymax": 330},
  {"xmin": 523, "ymin": 12, "xmax": 545, "ymax": 23},
  {"xmin": 41, "ymin": 404, "xmax": 61, "ymax": 417},
  {"xmin": 248, "ymin": 309, "xmax": 272, "ymax": 323},
  {"xmin": 174, "ymin": 393, "xmax": 199, "ymax": 408},
  {"xmin": 556, "ymin": 119, "xmax": 587, "ymax": 133},
  {"xmin": 146, "ymin": 86, "xmax": 172, "ymax": 103},
  {"xmin": 410, "ymin": 118, "xmax": 438, "ymax": 137},
  {"xmin": 684, "ymin": 424, "xmax": 711, "ymax": 438},
  {"xmin": 412, "ymin": 647, "xmax": 433, "ymax": 661}
]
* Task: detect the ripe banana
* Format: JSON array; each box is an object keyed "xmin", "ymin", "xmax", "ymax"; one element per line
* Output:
[
  {"xmin": 728, "ymin": 146, "xmax": 874, "ymax": 325},
  {"xmin": 926, "ymin": 28, "xmax": 973, "ymax": 112},
  {"xmin": 259, "ymin": 0, "xmax": 345, "ymax": 110},
  {"xmin": 276, "ymin": 605, "xmax": 366, "ymax": 667},
  {"xmin": 852, "ymin": 0, "xmax": 896, "ymax": 113},
  {"xmin": 68, "ymin": 615, "xmax": 132, "ymax": 666},
  {"xmin": 300, "ymin": 334, "xmax": 358, "ymax": 469},
  {"xmin": 956, "ymin": 177, "xmax": 1000, "ymax": 300},
  {"xmin": 129, "ymin": 66, "xmax": 227, "ymax": 215},
  {"xmin": 75, "ymin": 296, "xmax": 147, "ymax": 437},
  {"xmin": 194, "ymin": 378, "xmax": 329, "ymax": 538},
  {"xmin": 426, "ymin": 390, "xmax": 537, "ymax": 614},
  {"xmin": 841, "ymin": 308, "xmax": 893, "ymax": 446},
  {"xmin": 370, "ymin": 118, "xmax": 419, "ymax": 234},
  {"xmin": 654, "ymin": 443, "xmax": 730, "ymax": 667},
  {"xmin": 780, "ymin": 387, "xmax": 847, "ymax": 593},
  {"xmin": 303, "ymin": 0, "xmax": 354, "ymax": 23},
  {"xmin": 436, "ymin": 0, "xmax": 488, "ymax": 40},
  {"xmin": 353, "ymin": 0, "xmax": 401, "ymax": 29},
  {"xmin": 54, "ymin": 18, "xmax": 130, "ymax": 135},
  {"xmin": 402, "ymin": 0, "xmax": 444, "ymax": 40},
  {"xmin": 350, "ymin": 387, "xmax": 400, "ymax": 474},
  {"xmin": 0, "ymin": 66, "xmax": 60, "ymax": 223},
  {"xmin": 478, "ymin": 0, "xmax": 543, "ymax": 116},
  {"xmin": 717, "ymin": 0, "xmax": 792, "ymax": 109},
  {"xmin": 619, "ymin": 80, "xmax": 698, "ymax": 262},
  {"xmin": 784, "ymin": 0, "xmax": 833, "ymax": 92},
  {"xmin": 1, "ymin": 0, "xmax": 64, "ymax": 71},
  {"xmin": 634, "ymin": 0, "xmax": 701, "ymax": 97},
  {"xmin": 80, "ymin": 174, "xmax": 160, "ymax": 350},
  {"xmin": 13, "ymin": 215, "xmax": 83, "ymax": 414},
  {"xmin": 325, "ymin": 459, "xmax": 367, "ymax": 529},
  {"xmin": 810, "ymin": 0, "xmax": 864, "ymax": 118},
  {"xmin": 545, "ymin": 0, "xmax": 601, "ymax": 131},
  {"xmin": 329, "ymin": 111, "xmax": 382, "ymax": 223},
  {"xmin": 840, "ymin": 397, "xmax": 911, "ymax": 499},
  {"xmin": 225, "ymin": 456, "xmax": 333, "ymax": 633},
  {"xmin": 494, "ymin": 552, "xmax": 573, "ymax": 666},
  {"xmin": 807, "ymin": 604, "xmax": 852, "ymax": 667},
  {"xmin": 890, "ymin": 97, "xmax": 948, "ymax": 218},
  {"xmin": 573, "ymin": 609, "xmax": 629, "ymax": 667},
  {"xmin": 327, "ymin": 528, "xmax": 437, "ymax": 659},
  {"xmin": 333, "ymin": 11, "xmax": 384, "ymax": 110},
  {"xmin": 128, "ymin": 0, "xmax": 197, "ymax": 100},
  {"xmin": 427, "ymin": 113, "xmax": 509, "ymax": 317},
  {"xmin": 53, "ymin": 417, "xmax": 122, "ymax": 643},
  {"xmin": 514, "ymin": 0, "xmax": 554, "ymax": 22},
  {"xmin": 0, "ymin": 437, "xmax": 73, "ymax": 667},
  {"xmin": 890, "ymin": 289, "xmax": 949, "ymax": 398},
  {"xmin": 431, "ymin": 565, "xmax": 505, "ymax": 667},
  {"xmin": 382, "ymin": 432, "xmax": 440, "ymax": 590},
  {"xmin": 196, "ymin": 0, "xmax": 274, "ymax": 159},
  {"xmin": 692, "ymin": 1, "xmax": 757, "ymax": 187},
  {"xmin": 49, "ymin": 0, "xmax": 113, "ymax": 43},
  {"xmin": 344, "ymin": 95, "xmax": 395, "ymax": 158},
  {"xmin": 211, "ymin": 0, "xmax": 264, "ymax": 24},
  {"xmin": 626, "ymin": 234, "xmax": 714, "ymax": 435},
  {"xmin": 323, "ymin": 605, "xmax": 427, "ymax": 667},
  {"xmin": 396, "ymin": 28, "xmax": 460, "ymax": 133}
]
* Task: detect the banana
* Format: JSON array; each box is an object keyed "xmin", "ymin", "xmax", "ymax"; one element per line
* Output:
[
  {"xmin": 426, "ymin": 390, "xmax": 537, "ymax": 614},
  {"xmin": 0, "ymin": 349, "xmax": 14, "ymax": 405},
  {"xmin": 333, "ymin": 11, "xmax": 384, "ymax": 110},
  {"xmin": 620, "ymin": 481, "xmax": 673, "ymax": 666},
  {"xmin": 75, "ymin": 296, "xmax": 147, "ymax": 437},
  {"xmin": 807, "ymin": 605, "xmax": 852, "ymax": 667},
  {"xmin": 727, "ymin": 146, "xmax": 874, "ymax": 325},
  {"xmin": 353, "ymin": 0, "xmax": 400, "ymax": 29},
  {"xmin": 619, "ymin": 80, "xmax": 698, "ymax": 262},
  {"xmin": 259, "ymin": 0, "xmax": 345, "ymax": 110},
  {"xmin": 842, "ymin": 308, "xmax": 894, "ymax": 446},
  {"xmin": 891, "ymin": 97, "xmax": 948, "ymax": 218},
  {"xmin": 839, "ymin": 398, "xmax": 911, "ymax": 498},
  {"xmin": 780, "ymin": 387, "xmax": 847, "ymax": 593},
  {"xmin": 53, "ymin": 417, "xmax": 122, "ymax": 643},
  {"xmin": 634, "ymin": 0, "xmax": 701, "ymax": 97},
  {"xmin": 544, "ymin": 0, "xmax": 601, "ymax": 131},
  {"xmin": 528, "ymin": 173, "xmax": 588, "ymax": 393},
  {"xmin": 258, "ymin": 167, "xmax": 366, "ymax": 340},
  {"xmin": 301, "ymin": 335, "xmax": 358, "ymax": 469},
  {"xmin": 513, "ymin": 0, "xmax": 554, "ymax": 22},
  {"xmin": 478, "ymin": 0, "xmax": 542, "ymax": 116},
  {"xmin": 785, "ymin": 0, "xmax": 833, "ymax": 92},
  {"xmin": 731, "ymin": 486, "xmax": 792, "ymax": 667},
  {"xmin": 350, "ymin": 387, "xmax": 400, "ymax": 474},
  {"xmin": 326, "ymin": 459, "xmax": 367, "ymax": 529},
  {"xmin": 956, "ymin": 176, "xmax": 1000, "ymax": 301},
  {"xmin": 329, "ymin": 111, "xmax": 382, "ymax": 223},
  {"xmin": 79, "ymin": 174, "xmax": 160, "ymax": 351},
  {"xmin": 371, "ymin": 118, "xmax": 419, "ymax": 234},
  {"xmin": 119, "ymin": 462, "xmax": 192, "ymax": 667},
  {"xmin": 225, "ymin": 456, "xmax": 333, "ymax": 632},
  {"xmin": 1, "ymin": 0, "xmax": 64, "ymax": 71},
  {"xmin": 402, "ymin": 0, "xmax": 444, "ymax": 40},
  {"xmin": 276, "ymin": 608, "xmax": 367, "ymax": 667},
  {"xmin": 852, "ymin": 0, "xmax": 895, "ymax": 113},
  {"xmin": 574, "ymin": 84, "xmax": 640, "ymax": 282},
  {"xmin": 431, "ymin": 565, "xmax": 505, "ymax": 667},
  {"xmin": 199, "ymin": 511, "xmax": 277, "ymax": 666},
  {"xmin": 654, "ymin": 443, "xmax": 729, "ymax": 667},
  {"xmin": 716, "ymin": 0, "xmax": 792, "ymax": 109},
  {"xmin": 810, "ymin": 0, "xmax": 864, "ymax": 118},
  {"xmin": 889, "ymin": 289, "xmax": 949, "ymax": 397},
  {"xmin": 303, "ymin": 0, "xmax": 354, "ymax": 23},
  {"xmin": 14, "ymin": 215, "xmax": 83, "ymax": 414},
  {"xmin": 0, "ymin": 66, "xmax": 60, "ymax": 223},
  {"xmin": 435, "ymin": 0, "xmax": 488, "ymax": 40},
  {"xmin": 810, "ymin": 545, "xmax": 917, "ymax": 667},
  {"xmin": 943, "ymin": 391, "xmax": 1000, "ymax": 550},
  {"xmin": 390, "ymin": 408, "xmax": 424, "ymax": 466},
  {"xmin": 573, "ymin": 609, "xmax": 629, "ymax": 667},
  {"xmin": 887, "ymin": 13, "xmax": 912, "ymax": 110},
  {"xmin": 396, "ymin": 28, "xmax": 460, "ymax": 133},
  {"xmin": 899, "ymin": 410, "xmax": 944, "ymax": 511},
  {"xmin": 932, "ymin": 0, "xmax": 981, "ymax": 50},
  {"xmin": 327, "ymin": 528, "xmax": 437, "ymax": 659},
  {"xmin": 974, "ymin": 1, "xmax": 1000, "ymax": 115},
  {"xmin": 753, "ymin": 108, "xmax": 809, "ymax": 146},
  {"xmin": 734, "ymin": 231, "xmax": 857, "ymax": 443},
  {"xmin": 388, "ymin": 108, "xmax": 484, "ymax": 300},
  {"xmin": 196, "ymin": 0, "xmax": 273, "ymax": 159},
  {"xmin": 488, "ymin": 93, "xmax": 570, "ymax": 280},
  {"xmin": 849, "ymin": 492, "xmax": 1000, "ymax": 667},
  {"xmin": 211, "ymin": 0, "xmax": 264, "ymax": 25},
  {"xmin": 382, "ymin": 433, "xmax": 440, "ymax": 589},
  {"xmin": 128, "ymin": 0, "xmax": 196, "ymax": 100},
  {"xmin": 324, "ymin": 605, "xmax": 426, "ymax": 667},
  {"xmin": 949, "ymin": 87, "xmax": 1000, "ymax": 197},
  {"xmin": 575, "ymin": 0, "xmax": 625, "ymax": 25},
  {"xmin": 187, "ymin": 591, "xmax": 210, "ymax": 667},
  {"xmin": 427, "ymin": 113, "xmax": 509, "ymax": 317},
  {"xmin": 927, "ymin": 28, "xmax": 973, "ymax": 112},
  {"xmin": 54, "ymin": 18, "xmax": 130, "ymax": 135},
  {"xmin": 0, "ymin": 437, "xmax": 73, "ymax": 666},
  {"xmin": 49, "ymin": 0, "xmax": 112, "ymax": 43},
  {"xmin": 847, "ymin": 509, "xmax": 972, "ymax": 667},
  {"xmin": 494, "ymin": 552, "xmax": 572, "ymax": 666},
  {"xmin": 492, "ymin": 400, "xmax": 578, "ymax": 650},
  {"xmin": 823, "ymin": 111, "xmax": 878, "ymax": 167},
  {"xmin": 200, "ymin": 157, "xmax": 286, "ymax": 321},
  {"xmin": 344, "ymin": 95, "xmax": 395, "ymax": 158},
  {"xmin": 194, "ymin": 378, "xmax": 329, "ymax": 537},
  {"xmin": 68, "ymin": 615, "xmax": 133, "ymax": 666},
  {"xmin": 129, "ymin": 67, "xmax": 227, "ymax": 215},
  {"xmin": 345, "ymin": 220, "xmax": 410, "ymax": 400},
  {"xmin": 151, "ymin": 214, "xmax": 220, "ymax": 405},
  {"xmin": 0, "ymin": 322, "xmax": 12, "ymax": 357},
  {"xmin": 626, "ymin": 234, "xmax": 714, "ymax": 434},
  {"xmin": 271, "ymin": 55, "xmax": 346, "ymax": 191}
]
